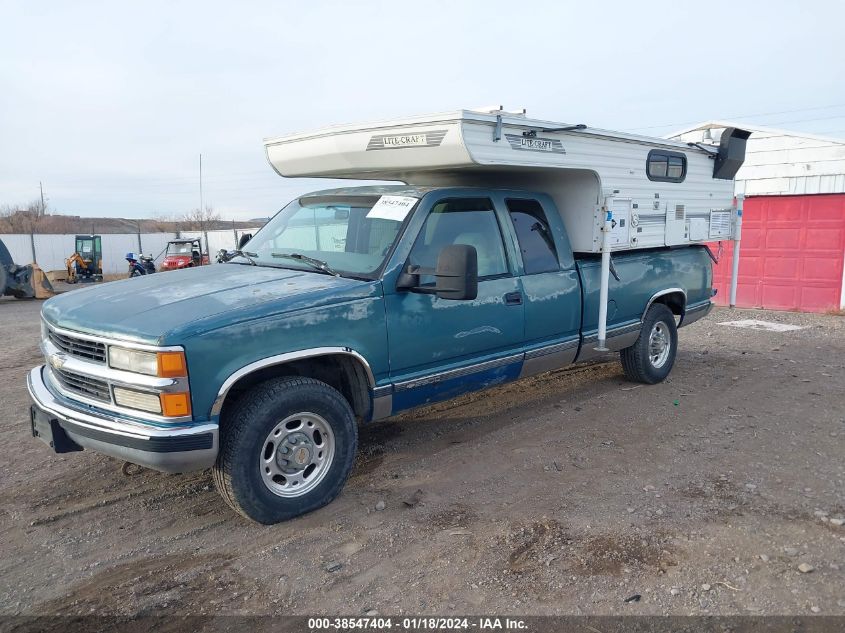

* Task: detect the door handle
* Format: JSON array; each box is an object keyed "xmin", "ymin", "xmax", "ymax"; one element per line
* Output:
[{"xmin": 505, "ymin": 291, "xmax": 523, "ymax": 306}]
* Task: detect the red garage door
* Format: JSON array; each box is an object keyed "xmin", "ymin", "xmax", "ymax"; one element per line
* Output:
[{"xmin": 711, "ymin": 194, "xmax": 845, "ymax": 312}]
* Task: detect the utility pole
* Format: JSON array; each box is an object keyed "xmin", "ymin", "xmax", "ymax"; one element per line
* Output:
[
  {"xmin": 199, "ymin": 153, "xmax": 204, "ymax": 254},
  {"xmin": 39, "ymin": 181, "xmax": 46, "ymax": 217},
  {"xmin": 199, "ymin": 153, "xmax": 204, "ymax": 215}
]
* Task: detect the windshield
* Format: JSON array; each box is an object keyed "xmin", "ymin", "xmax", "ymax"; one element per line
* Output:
[
  {"xmin": 168, "ymin": 243, "xmax": 197, "ymax": 255},
  {"xmin": 239, "ymin": 194, "xmax": 417, "ymax": 277}
]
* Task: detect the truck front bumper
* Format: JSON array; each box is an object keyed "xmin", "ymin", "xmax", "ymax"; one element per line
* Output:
[{"xmin": 27, "ymin": 366, "xmax": 218, "ymax": 473}]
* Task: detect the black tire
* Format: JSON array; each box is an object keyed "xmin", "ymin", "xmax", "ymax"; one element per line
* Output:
[
  {"xmin": 213, "ymin": 376, "xmax": 357, "ymax": 524},
  {"xmin": 620, "ymin": 303, "xmax": 678, "ymax": 384}
]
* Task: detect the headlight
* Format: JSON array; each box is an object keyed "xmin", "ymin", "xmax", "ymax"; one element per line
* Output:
[{"xmin": 109, "ymin": 347, "xmax": 187, "ymax": 377}]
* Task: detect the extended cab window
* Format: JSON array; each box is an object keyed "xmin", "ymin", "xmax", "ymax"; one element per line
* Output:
[
  {"xmin": 647, "ymin": 150, "xmax": 686, "ymax": 183},
  {"xmin": 506, "ymin": 199, "xmax": 559, "ymax": 274},
  {"xmin": 409, "ymin": 198, "xmax": 508, "ymax": 282}
]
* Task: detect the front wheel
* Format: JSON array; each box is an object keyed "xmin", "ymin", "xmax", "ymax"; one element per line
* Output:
[
  {"xmin": 213, "ymin": 376, "xmax": 358, "ymax": 524},
  {"xmin": 620, "ymin": 303, "xmax": 678, "ymax": 384}
]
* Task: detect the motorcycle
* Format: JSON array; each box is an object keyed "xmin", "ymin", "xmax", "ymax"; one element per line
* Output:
[{"xmin": 126, "ymin": 252, "xmax": 156, "ymax": 277}]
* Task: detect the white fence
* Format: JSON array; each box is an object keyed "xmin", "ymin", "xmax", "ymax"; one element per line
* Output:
[{"xmin": 2, "ymin": 228, "xmax": 260, "ymax": 275}]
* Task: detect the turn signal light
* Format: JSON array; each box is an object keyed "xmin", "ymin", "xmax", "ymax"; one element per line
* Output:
[
  {"xmin": 157, "ymin": 351, "xmax": 187, "ymax": 378},
  {"xmin": 160, "ymin": 392, "xmax": 191, "ymax": 417}
]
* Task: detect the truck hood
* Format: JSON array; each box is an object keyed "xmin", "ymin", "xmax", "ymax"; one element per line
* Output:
[{"xmin": 42, "ymin": 264, "xmax": 378, "ymax": 345}]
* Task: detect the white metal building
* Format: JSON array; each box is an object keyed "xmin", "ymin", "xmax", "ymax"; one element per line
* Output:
[{"xmin": 668, "ymin": 121, "xmax": 845, "ymax": 312}]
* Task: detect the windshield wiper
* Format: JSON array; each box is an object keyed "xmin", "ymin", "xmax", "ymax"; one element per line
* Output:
[
  {"xmin": 271, "ymin": 252, "xmax": 340, "ymax": 276},
  {"xmin": 230, "ymin": 250, "xmax": 258, "ymax": 265}
]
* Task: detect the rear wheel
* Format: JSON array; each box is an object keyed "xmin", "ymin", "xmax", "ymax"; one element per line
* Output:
[
  {"xmin": 213, "ymin": 376, "xmax": 357, "ymax": 524},
  {"xmin": 620, "ymin": 303, "xmax": 678, "ymax": 384}
]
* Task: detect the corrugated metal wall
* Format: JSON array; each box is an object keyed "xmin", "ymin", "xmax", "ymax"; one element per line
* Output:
[
  {"xmin": 671, "ymin": 125, "xmax": 845, "ymax": 196},
  {"xmin": 1, "ymin": 228, "xmax": 260, "ymax": 275}
]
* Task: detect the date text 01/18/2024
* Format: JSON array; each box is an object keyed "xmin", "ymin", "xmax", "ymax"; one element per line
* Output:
[{"xmin": 307, "ymin": 617, "xmax": 528, "ymax": 630}]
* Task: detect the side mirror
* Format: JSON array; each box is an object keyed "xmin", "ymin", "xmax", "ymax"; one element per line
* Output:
[
  {"xmin": 238, "ymin": 233, "xmax": 252, "ymax": 249},
  {"xmin": 435, "ymin": 244, "xmax": 478, "ymax": 300},
  {"xmin": 396, "ymin": 244, "xmax": 478, "ymax": 300}
]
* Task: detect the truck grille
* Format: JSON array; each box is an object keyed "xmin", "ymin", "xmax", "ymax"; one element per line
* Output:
[
  {"xmin": 47, "ymin": 328, "xmax": 107, "ymax": 363},
  {"xmin": 51, "ymin": 367, "xmax": 111, "ymax": 402}
]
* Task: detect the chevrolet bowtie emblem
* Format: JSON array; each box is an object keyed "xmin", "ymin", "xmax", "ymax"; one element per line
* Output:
[{"xmin": 48, "ymin": 353, "xmax": 67, "ymax": 370}]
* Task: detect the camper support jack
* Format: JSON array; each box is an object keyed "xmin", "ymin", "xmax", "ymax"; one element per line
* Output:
[{"xmin": 596, "ymin": 197, "xmax": 613, "ymax": 351}]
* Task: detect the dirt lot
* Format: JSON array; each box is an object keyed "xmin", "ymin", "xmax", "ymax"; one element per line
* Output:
[{"xmin": 0, "ymin": 296, "xmax": 843, "ymax": 617}]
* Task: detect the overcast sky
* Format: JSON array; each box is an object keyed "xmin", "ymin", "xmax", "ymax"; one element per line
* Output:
[{"xmin": 2, "ymin": 0, "xmax": 845, "ymax": 220}]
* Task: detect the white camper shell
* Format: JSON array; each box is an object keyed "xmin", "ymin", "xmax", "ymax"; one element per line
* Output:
[{"xmin": 265, "ymin": 109, "xmax": 747, "ymax": 254}]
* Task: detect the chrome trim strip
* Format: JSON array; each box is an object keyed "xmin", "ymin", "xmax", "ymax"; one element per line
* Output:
[
  {"xmin": 372, "ymin": 385, "xmax": 393, "ymax": 398},
  {"xmin": 520, "ymin": 344, "xmax": 579, "ymax": 379},
  {"xmin": 524, "ymin": 338, "xmax": 579, "ymax": 360},
  {"xmin": 577, "ymin": 322, "xmax": 643, "ymax": 361},
  {"xmin": 393, "ymin": 353, "xmax": 523, "ymax": 392},
  {"xmin": 642, "ymin": 288, "xmax": 687, "ymax": 321},
  {"xmin": 608, "ymin": 322, "xmax": 642, "ymax": 337},
  {"xmin": 44, "ymin": 319, "xmax": 183, "ymax": 353},
  {"xmin": 210, "ymin": 347, "xmax": 376, "ymax": 418}
]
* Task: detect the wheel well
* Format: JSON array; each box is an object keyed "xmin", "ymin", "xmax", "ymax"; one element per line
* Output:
[
  {"xmin": 219, "ymin": 354, "xmax": 372, "ymax": 424},
  {"xmin": 652, "ymin": 291, "xmax": 686, "ymax": 316}
]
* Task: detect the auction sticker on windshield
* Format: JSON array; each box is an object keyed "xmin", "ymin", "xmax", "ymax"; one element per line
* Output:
[{"xmin": 366, "ymin": 196, "xmax": 418, "ymax": 222}]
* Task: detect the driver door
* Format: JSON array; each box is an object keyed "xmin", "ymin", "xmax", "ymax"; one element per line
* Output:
[{"xmin": 384, "ymin": 196, "xmax": 525, "ymax": 412}]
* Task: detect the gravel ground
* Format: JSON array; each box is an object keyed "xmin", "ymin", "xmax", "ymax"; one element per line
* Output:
[{"xmin": 0, "ymin": 295, "xmax": 843, "ymax": 617}]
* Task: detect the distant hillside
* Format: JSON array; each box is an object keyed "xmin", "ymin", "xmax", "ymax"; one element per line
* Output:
[{"xmin": 0, "ymin": 214, "xmax": 263, "ymax": 234}]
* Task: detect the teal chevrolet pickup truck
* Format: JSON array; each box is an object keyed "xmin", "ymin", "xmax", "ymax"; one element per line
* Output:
[
  {"xmin": 28, "ymin": 184, "xmax": 713, "ymax": 523},
  {"xmin": 31, "ymin": 108, "xmax": 747, "ymax": 523}
]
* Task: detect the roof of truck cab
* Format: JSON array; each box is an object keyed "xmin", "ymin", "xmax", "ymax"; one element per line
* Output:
[{"xmin": 299, "ymin": 184, "xmax": 443, "ymax": 199}]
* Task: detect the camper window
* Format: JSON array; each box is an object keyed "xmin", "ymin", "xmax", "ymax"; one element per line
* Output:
[
  {"xmin": 505, "ymin": 199, "xmax": 559, "ymax": 275},
  {"xmin": 647, "ymin": 150, "xmax": 686, "ymax": 183}
]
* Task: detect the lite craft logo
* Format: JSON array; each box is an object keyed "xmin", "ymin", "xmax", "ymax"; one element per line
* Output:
[
  {"xmin": 366, "ymin": 129, "xmax": 448, "ymax": 150},
  {"xmin": 505, "ymin": 133, "xmax": 566, "ymax": 154}
]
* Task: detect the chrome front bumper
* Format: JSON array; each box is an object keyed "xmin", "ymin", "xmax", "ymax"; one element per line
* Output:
[{"xmin": 27, "ymin": 366, "xmax": 218, "ymax": 473}]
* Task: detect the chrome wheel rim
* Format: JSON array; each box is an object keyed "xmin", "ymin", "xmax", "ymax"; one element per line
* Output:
[
  {"xmin": 259, "ymin": 412, "xmax": 335, "ymax": 498},
  {"xmin": 648, "ymin": 322, "xmax": 671, "ymax": 368}
]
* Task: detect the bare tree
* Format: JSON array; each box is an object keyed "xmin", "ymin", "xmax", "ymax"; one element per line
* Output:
[
  {"xmin": 143, "ymin": 213, "xmax": 179, "ymax": 233},
  {"xmin": 180, "ymin": 205, "xmax": 221, "ymax": 231},
  {"xmin": 0, "ymin": 199, "xmax": 47, "ymax": 233}
]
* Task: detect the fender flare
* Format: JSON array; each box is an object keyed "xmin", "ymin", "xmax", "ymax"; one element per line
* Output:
[
  {"xmin": 209, "ymin": 347, "xmax": 376, "ymax": 418},
  {"xmin": 642, "ymin": 287, "xmax": 687, "ymax": 321}
]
